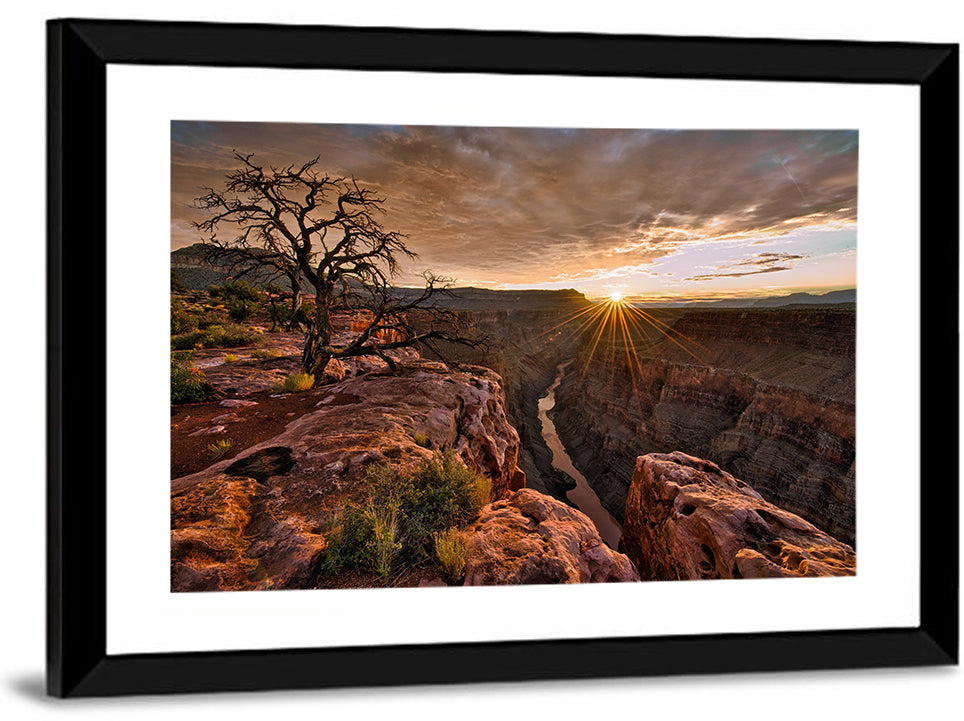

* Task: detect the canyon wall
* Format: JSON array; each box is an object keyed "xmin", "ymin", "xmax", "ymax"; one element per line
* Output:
[
  {"xmin": 553, "ymin": 308, "xmax": 856, "ymax": 547},
  {"xmin": 422, "ymin": 303, "xmax": 590, "ymax": 502}
]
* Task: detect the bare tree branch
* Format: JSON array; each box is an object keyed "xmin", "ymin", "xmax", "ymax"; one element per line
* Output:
[{"xmin": 192, "ymin": 152, "xmax": 482, "ymax": 374}]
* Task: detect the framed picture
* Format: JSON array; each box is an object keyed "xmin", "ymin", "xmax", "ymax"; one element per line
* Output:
[{"xmin": 47, "ymin": 19, "xmax": 958, "ymax": 697}]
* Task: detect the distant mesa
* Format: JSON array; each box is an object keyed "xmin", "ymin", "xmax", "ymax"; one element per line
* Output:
[
  {"xmin": 171, "ymin": 243, "xmax": 591, "ymax": 310},
  {"xmin": 644, "ymin": 288, "xmax": 856, "ymax": 309}
]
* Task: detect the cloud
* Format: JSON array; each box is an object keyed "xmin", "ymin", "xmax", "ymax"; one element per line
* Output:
[
  {"xmin": 171, "ymin": 124, "xmax": 857, "ymax": 288},
  {"xmin": 684, "ymin": 252, "xmax": 807, "ymax": 281}
]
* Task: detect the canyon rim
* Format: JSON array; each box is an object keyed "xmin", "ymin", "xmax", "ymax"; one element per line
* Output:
[{"xmin": 170, "ymin": 122, "xmax": 857, "ymax": 592}]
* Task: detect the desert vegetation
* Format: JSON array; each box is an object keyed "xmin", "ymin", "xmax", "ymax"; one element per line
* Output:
[{"xmin": 316, "ymin": 450, "xmax": 490, "ymax": 582}]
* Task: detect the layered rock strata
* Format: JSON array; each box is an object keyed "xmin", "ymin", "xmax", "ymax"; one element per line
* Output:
[
  {"xmin": 553, "ymin": 308, "xmax": 855, "ymax": 546},
  {"xmin": 422, "ymin": 306, "xmax": 590, "ymax": 501},
  {"xmin": 464, "ymin": 488, "xmax": 639, "ymax": 585},
  {"xmin": 622, "ymin": 452, "xmax": 855, "ymax": 580},
  {"xmin": 171, "ymin": 360, "xmax": 525, "ymax": 591}
]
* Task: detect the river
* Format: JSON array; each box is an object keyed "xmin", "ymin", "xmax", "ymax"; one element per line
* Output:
[{"xmin": 537, "ymin": 361, "xmax": 623, "ymax": 548}]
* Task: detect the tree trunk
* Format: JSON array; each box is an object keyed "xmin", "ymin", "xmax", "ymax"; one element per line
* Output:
[
  {"xmin": 301, "ymin": 283, "xmax": 335, "ymax": 376},
  {"xmin": 287, "ymin": 275, "xmax": 303, "ymax": 330}
]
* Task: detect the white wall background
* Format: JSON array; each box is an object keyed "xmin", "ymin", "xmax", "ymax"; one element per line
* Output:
[{"xmin": 2, "ymin": 1, "xmax": 961, "ymax": 719}]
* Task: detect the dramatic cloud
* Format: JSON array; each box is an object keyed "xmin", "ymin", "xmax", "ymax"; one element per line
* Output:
[
  {"xmin": 171, "ymin": 123, "xmax": 858, "ymax": 294},
  {"xmin": 685, "ymin": 252, "xmax": 807, "ymax": 281}
]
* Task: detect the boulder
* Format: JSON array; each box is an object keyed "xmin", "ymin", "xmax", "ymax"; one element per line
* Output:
[
  {"xmin": 464, "ymin": 489, "xmax": 639, "ymax": 585},
  {"xmin": 621, "ymin": 452, "xmax": 855, "ymax": 580}
]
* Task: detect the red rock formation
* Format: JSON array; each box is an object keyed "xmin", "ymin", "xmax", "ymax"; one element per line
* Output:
[
  {"xmin": 171, "ymin": 360, "xmax": 526, "ymax": 591},
  {"xmin": 553, "ymin": 307, "xmax": 856, "ymax": 546},
  {"xmin": 171, "ymin": 474, "xmax": 326, "ymax": 591},
  {"xmin": 464, "ymin": 488, "xmax": 639, "ymax": 585},
  {"xmin": 622, "ymin": 452, "xmax": 855, "ymax": 580}
]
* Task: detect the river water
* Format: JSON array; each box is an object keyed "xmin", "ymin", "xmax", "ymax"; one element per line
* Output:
[{"xmin": 537, "ymin": 361, "xmax": 623, "ymax": 548}]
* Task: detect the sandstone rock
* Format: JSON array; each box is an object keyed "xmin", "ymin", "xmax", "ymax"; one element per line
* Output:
[
  {"xmin": 172, "ymin": 360, "xmax": 527, "ymax": 591},
  {"xmin": 187, "ymin": 425, "xmax": 226, "ymax": 436},
  {"xmin": 621, "ymin": 452, "xmax": 855, "ymax": 581},
  {"xmin": 219, "ymin": 398, "xmax": 259, "ymax": 408},
  {"xmin": 464, "ymin": 489, "xmax": 639, "ymax": 585},
  {"xmin": 320, "ymin": 358, "xmax": 347, "ymax": 384},
  {"xmin": 418, "ymin": 577, "xmax": 448, "ymax": 588},
  {"xmin": 170, "ymin": 474, "xmax": 327, "ymax": 591},
  {"xmin": 209, "ymin": 412, "xmax": 243, "ymax": 424}
]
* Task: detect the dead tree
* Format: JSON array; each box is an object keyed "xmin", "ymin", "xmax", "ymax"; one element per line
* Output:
[{"xmin": 193, "ymin": 152, "xmax": 482, "ymax": 375}]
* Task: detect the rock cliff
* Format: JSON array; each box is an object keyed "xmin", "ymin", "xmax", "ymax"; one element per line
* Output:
[
  {"xmin": 622, "ymin": 452, "xmax": 855, "ymax": 580},
  {"xmin": 171, "ymin": 360, "xmax": 526, "ymax": 591},
  {"xmin": 464, "ymin": 488, "xmax": 639, "ymax": 585},
  {"xmin": 553, "ymin": 307, "xmax": 855, "ymax": 546},
  {"xmin": 421, "ymin": 306, "xmax": 590, "ymax": 501}
]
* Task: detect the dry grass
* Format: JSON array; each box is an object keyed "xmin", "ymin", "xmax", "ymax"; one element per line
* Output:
[
  {"xmin": 282, "ymin": 372, "xmax": 315, "ymax": 392},
  {"xmin": 433, "ymin": 527, "xmax": 469, "ymax": 583}
]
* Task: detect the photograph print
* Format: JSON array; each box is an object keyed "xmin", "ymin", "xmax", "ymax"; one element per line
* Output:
[{"xmin": 169, "ymin": 122, "xmax": 857, "ymax": 592}]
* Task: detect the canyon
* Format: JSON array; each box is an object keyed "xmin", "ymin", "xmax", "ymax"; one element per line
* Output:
[
  {"xmin": 551, "ymin": 306, "xmax": 856, "ymax": 547},
  {"xmin": 169, "ymin": 271, "xmax": 857, "ymax": 589}
]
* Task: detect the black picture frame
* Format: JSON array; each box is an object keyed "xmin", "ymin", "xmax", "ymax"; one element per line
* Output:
[{"xmin": 47, "ymin": 18, "xmax": 959, "ymax": 698}]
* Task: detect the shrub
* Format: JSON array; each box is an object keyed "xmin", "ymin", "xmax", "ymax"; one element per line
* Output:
[
  {"xmin": 171, "ymin": 352, "xmax": 216, "ymax": 404},
  {"xmin": 171, "ymin": 269, "xmax": 188, "ymax": 294},
  {"xmin": 227, "ymin": 297, "xmax": 258, "ymax": 322},
  {"xmin": 219, "ymin": 279, "xmax": 263, "ymax": 302},
  {"xmin": 207, "ymin": 438, "xmax": 234, "ymax": 459},
  {"xmin": 250, "ymin": 348, "xmax": 281, "ymax": 360},
  {"xmin": 223, "ymin": 354, "xmax": 239, "ymax": 363},
  {"xmin": 282, "ymin": 372, "xmax": 315, "ymax": 392},
  {"xmin": 413, "ymin": 432, "xmax": 431, "ymax": 448},
  {"xmin": 196, "ymin": 310, "xmax": 227, "ymax": 329},
  {"xmin": 433, "ymin": 527, "xmax": 469, "ymax": 583},
  {"xmin": 397, "ymin": 451, "xmax": 491, "ymax": 563},
  {"xmin": 171, "ymin": 323, "xmax": 260, "ymax": 350},
  {"xmin": 318, "ymin": 450, "xmax": 490, "ymax": 578},
  {"xmin": 266, "ymin": 302, "xmax": 293, "ymax": 331},
  {"xmin": 365, "ymin": 498, "xmax": 402, "ymax": 578},
  {"xmin": 221, "ymin": 324, "xmax": 260, "ymax": 347},
  {"xmin": 171, "ymin": 308, "xmax": 199, "ymax": 335}
]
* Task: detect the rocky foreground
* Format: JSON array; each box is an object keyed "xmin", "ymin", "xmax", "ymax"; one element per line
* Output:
[
  {"xmin": 171, "ymin": 358, "xmax": 526, "ymax": 591},
  {"xmin": 172, "ymin": 349, "xmax": 855, "ymax": 590},
  {"xmin": 622, "ymin": 452, "xmax": 855, "ymax": 580}
]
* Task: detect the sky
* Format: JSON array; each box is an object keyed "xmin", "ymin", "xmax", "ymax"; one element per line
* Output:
[{"xmin": 171, "ymin": 122, "xmax": 857, "ymax": 302}]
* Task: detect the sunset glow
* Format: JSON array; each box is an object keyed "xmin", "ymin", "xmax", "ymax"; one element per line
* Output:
[{"xmin": 172, "ymin": 123, "xmax": 857, "ymax": 304}]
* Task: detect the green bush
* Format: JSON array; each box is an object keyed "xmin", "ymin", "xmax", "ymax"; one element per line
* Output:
[
  {"xmin": 171, "ymin": 352, "xmax": 216, "ymax": 404},
  {"xmin": 221, "ymin": 324, "xmax": 260, "ymax": 347},
  {"xmin": 171, "ymin": 323, "xmax": 260, "ymax": 350},
  {"xmin": 227, "ymin": 296, "xmax": 258, "ymax": 322},
  {"xmin": 266, "ymin": 302, "xmax": 293, "ymax": 330},
  {"xmin": 219, "ymin": 279, "xmax": 263, "ymax": 302},
  {"xmin": 196, "ymin": 310, "xmax": 227, "ymax": 329},
  {"xmin": 319, "ymin": 450, "xmax": 490, "ymax": 578},
  {"xmin": 171, "ymin": 308, "xmax": 199, "ymax": 335},
  {"xmin": 171, "ymin": 269, "xmax": 188, "ymax": 294}
]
